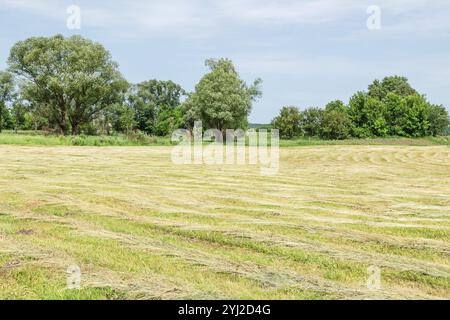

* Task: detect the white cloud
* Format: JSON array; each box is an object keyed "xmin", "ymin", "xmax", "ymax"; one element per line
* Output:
[
  {"xmin": 1, "ymin": 0, "xmax": 450, "ymax": 38},
  {"xmin": 0, "ymin": 0, "xmax": 63, "ymax": 18},
  {"xmin": 216, "ymin": 0, "xmax": 362, "ymax": 24}
]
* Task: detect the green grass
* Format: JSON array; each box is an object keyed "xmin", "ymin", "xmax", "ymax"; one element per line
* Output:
[
  {"xmin": 279, "ymin": 136, "xmax": 450, "ymax": 147},
  {"xmin": 0, "ymin": 131, "xmax": 172, "ymax": 146},
  {"xmin": 0, "ymin": 261, "xmax": 125, "ymax": 300},
  {"xmin": 0, "ymin": 144, "xmax": 448, "ymax": 300},
  {"xmin": 0, "ymin": 130, "xmax": 448, "ymax": 147}
]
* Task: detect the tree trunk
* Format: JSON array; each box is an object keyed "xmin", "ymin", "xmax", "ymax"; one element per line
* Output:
[
  {"xmin": 71, "ymin": 123, "xmax": 79, "ymax": 135},
  {"xmin": 59, "ymin": 120, "xmax": 69, "ymax": 136},
  {"xmin": 58, "ymin": 98, "xmax": 69, "ymax": 135},
  {"xmin": 60, "ymin": 126, "xmax": 68, "ymax": 136}
]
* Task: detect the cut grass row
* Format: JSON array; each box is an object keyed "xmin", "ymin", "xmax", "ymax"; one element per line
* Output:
[{"xmin": 0, "ymin": 145, "xmax": 448, "ymax": 299}]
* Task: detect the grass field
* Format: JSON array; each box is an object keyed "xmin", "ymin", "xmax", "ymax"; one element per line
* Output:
[
  {"xmin": 0, "ymin": 144, "xmax": 449, "ymax": 300},
  {"xmin": 0, "ymin": 131, "xmax": 173, "ymax": 146},
  {"xmin": 0, "ymin": 130, "xmax": 448, "ymax": 147}
]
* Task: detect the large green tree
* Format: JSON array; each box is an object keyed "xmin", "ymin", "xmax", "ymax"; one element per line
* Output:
[
  {"xmin": 0, "ymin": 71, "xmax": 14, "ymax": 132},
  {"xmin": 128, "ymin": 80, "xmax": 185, "ymax": 135},
  {"xmin": 184, "ymin": 58, "xmax": 262, "ymax": 132},
  {"xmin": 8, "ymin": 35, "xmax": 128, "ymax": 135}
]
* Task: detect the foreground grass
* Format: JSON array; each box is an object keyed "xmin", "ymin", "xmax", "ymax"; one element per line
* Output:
[{"xmin": 0, "ymin": 145, "xmax": 449, "ymax": 300}]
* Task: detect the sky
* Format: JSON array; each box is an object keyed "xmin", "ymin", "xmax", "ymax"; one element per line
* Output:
[{"xmin": 1, "ymin": 0, "xmax": 450, "ymax": 123}]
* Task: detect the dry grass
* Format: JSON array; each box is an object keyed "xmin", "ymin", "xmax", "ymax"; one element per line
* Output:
[{"xmin": 0, "ymin": 145, "xmax": 449, "ymax": 300}]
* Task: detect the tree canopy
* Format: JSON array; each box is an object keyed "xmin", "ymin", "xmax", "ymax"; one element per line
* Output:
[
  {"xmin": 127, "ymin": 80, "xmax": 186, "ymax": 135},
  {"xmin": 272, "ymin": 76, "xmax": 449, "ymax": 140},
  {"xmin": 368, "ymin": 76, "xmax": 417, "ymax": 101},
  {"xmin": 1, "ymin": 35, "xmax": 447, "ymax": 140},
  {"xmin": 184, "ymin": 58, "xmax": 262, "ymax": 132},
  {"xmin": 271, "ymin": 106, "xmax": 302, "ymax": 139},
  {"xmin": 8, "ymin": 35, "xmax": 128, "ymax": 135},
  {"xmin": 0, "ymin": 71, "xmax": 15, "ymax": 132}
]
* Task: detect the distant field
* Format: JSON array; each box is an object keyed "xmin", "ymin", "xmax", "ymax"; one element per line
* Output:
[
  {"xmin": 0, "ymin": 131, "xmax": 173, "ymax": 147},
  {"xmin": 0, "ymin": 145, "xmax": 449, "ymax": 299},
  {"xmin": 0, "ymin": 131, "xmax": 449, "ymax": 147}
]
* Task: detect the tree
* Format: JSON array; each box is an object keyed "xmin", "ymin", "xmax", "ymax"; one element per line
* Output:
[
  {"xmin": 0, "ymin": 71, "xmax": 14, "ymax": 132},
  {"xmin": 104, "ymin": 103, "xmax": 136, "ymax": 134},
  {"xmin": 300, "ymin": 107, "xmax": 324, "ymax": 137},
  {"xmin": 11, "ymin": 102, "xmax": 29, "ymax": 131},
  {"xmin": 271, "ymin": 75, "xmax": 445, "ymax": 140},
  {"xmin": 8, "ymin": 35, "xmax": 128, "ymax": 135},
  {"xmin": 184, "ymin": 58, "xmax": 262, "ymax": 132},
  {"xmin": 271, "ymin": 106, "xmax": 302, "ymax": 139},
  {"xmin": 348, "ymin": 92, "xmax": 371, "ymax": 138},
  {"xmin": 320, "ymin": 109, "xmax": 351, "ymax": 140},
  {"xmin": 128, "ymin": 80, "xmax": 185, "ymax": 134},
  {"xmin": 325, "ymin": 100, "xmax": 347, "ymax": 113},
  {"xmin": 154, "ymin": 105, "xmax": 185, "ymax": 136},
  {"xmin": 1, "ymin": 107, "xmax": 14, "ymax": 131},
  {"xmin": 368, "ymin": 76, "xmax": 417, "ymax": 101},
  {"xmin": 403, "ymin": 95, "xmax": 430, "ymax": 137},
  {"xmin": 347, "ymin": 92, "xmax": 387, "ymax": 137},
  {"xmin": 384, "ymin": 93, "xmax": 408, "ymax": 136},
  {"xmin": 364, "ymin": 98, "xmax": 388, "ymax": 137},
  {"xmin": 383, "ymin": 93, "xmax": 430, "ymax": 137},
  {"xmin": 427, "ymin": 104, "xmax": 449, "ymax": 136}
]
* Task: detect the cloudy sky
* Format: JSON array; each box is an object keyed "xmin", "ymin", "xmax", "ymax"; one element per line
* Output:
[{"xmin": 1, "ymin": 0, "xmax": 449, "ymax": 123}]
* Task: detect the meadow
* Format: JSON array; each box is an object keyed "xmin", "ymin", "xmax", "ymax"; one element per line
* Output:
[
  {"xmin": 0, "ymin": 130, "xmax": 448, "ymax": 147},
  {"xmin": 0, "ymin": 141, "xmax": 449, "ymax": 299}
]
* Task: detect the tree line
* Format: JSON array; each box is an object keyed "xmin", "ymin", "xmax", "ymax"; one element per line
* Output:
[
  {"xmin": 272, "ymin": 76, "xmax": 449, "ymax": 139},
  {"xmin": 0, "ymin": 35, "xmax": 260, "ymax": 137},
  {"xmin": 0, "ymin": 35, "xmax": 448, "ymax": 140}
]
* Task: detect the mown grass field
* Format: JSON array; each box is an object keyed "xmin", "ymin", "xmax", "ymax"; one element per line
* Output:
[{"xmin": 0, "ymin": 144, "xmax": 449, "ymax": 300}]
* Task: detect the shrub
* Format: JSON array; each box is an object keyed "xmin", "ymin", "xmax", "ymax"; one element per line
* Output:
[
  {"xmin": 271, "ymin": 106, "xmax": 302, "ymax": 139},
  {"xmin": 320, "ymin": 110, "xmax": 352, "ymax": 140},
  {"xmin": 300, "ymin": 107, "xmax": 324, "ymax": 137}
]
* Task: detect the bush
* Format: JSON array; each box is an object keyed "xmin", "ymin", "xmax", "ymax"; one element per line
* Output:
[
  {"xmin": 428, "ymin": 104, "xmax": 450, "ymax": 136},
  {"xmin": 320, "ymin": 110, "xmax": 351, "ymax": 140},
  {"xmin": 271, "ymin": 106, "xmax": 302, "ymax": 139},
  {"xmin": 300, "ymin": 107, "xmax": 324, "ymax": 137}
]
